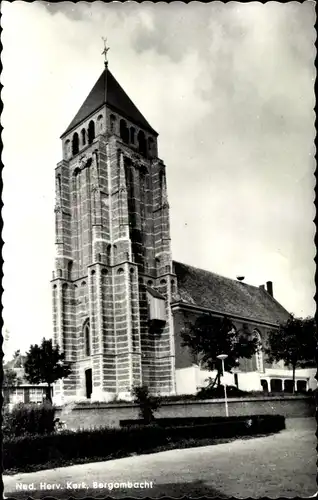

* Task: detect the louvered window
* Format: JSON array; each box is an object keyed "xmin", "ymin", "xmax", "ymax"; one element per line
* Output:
[{"xmin": 146, "ymin": 287, "xmax": 166, "ymax": 322}]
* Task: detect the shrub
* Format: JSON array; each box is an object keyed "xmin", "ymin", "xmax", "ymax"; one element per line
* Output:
[
  {"xmin": 132, "ymin": 386, "xmax": 161, "ymax": 424},
  {"xmin": 196, "ymin": 384, "xmax": 249, "ymax": 399},
  {"xmin": 120, "ymin": 415, "xmax": 259, "ymax": 427},
  {"xmin": 3, "ymin": 402, "xmax": 56, "ymax": 438},
  {"xmin": 121, "ymin": 415, "xmax": 285, "ymax": 436},
  {"xmin": 3, "ymin": 425, "xmax": 168, "ymax": 470}
]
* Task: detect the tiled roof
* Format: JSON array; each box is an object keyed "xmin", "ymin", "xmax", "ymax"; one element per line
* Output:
[
  {"xmin": 172, "ymin": 261, "xmax": 290, "ymax": 326},
  {"xmin": 62, "ymin": 68, "xmax": 157, "ymax": 136},
  {"xmin": 5, "ymin": 354, "xmax": 26, "ymax": 370},
  {"xmin": 4, "ymin": 356, "xmax": 28, "ymax": 383}
]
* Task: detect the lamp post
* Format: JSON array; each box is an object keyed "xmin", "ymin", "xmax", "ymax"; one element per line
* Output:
[{"xmin": 217, "ymin": 354, "xmax": 229, "ymax": 417}]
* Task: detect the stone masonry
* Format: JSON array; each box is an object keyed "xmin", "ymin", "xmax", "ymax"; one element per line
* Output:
[{"xmin": 52, "ymin": 67, "xmax": 177, "ymax": 403}]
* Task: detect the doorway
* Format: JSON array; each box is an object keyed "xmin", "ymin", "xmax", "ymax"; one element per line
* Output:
[{"xmin": 85, "ymin": 369, "xmax": 92, "ymax": 399}]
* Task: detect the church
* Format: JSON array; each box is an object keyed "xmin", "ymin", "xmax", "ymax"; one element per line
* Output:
[{"xmin": 51, "ymin": 55, "xmax": 314, "ymax": 404}]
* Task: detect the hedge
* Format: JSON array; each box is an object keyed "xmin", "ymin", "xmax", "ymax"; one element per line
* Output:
[
  {"xmin": 3, "ymin": 402, "xmax": 56, "ymax": 438},
  {"xmin": 120, "ymin": 415, "xmax": 270, "ymax": 427},
  {"xmin": 3, "ymin": 414, "xmax": 285, "ymax": 471}
]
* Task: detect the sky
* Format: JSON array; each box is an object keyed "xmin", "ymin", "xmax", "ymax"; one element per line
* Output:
[{"xmin": 1, "ymin": 1, "xmax": 316, "ymax": 359}]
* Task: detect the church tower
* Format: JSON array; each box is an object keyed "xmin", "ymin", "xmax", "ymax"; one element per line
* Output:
[{"xmin": 51, "ymin": 53, "xmax": 177, "ymax": 403}]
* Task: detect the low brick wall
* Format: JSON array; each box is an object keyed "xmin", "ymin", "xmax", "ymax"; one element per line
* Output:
[{"xmin": 55, "ymin": 396, "xmax": 315, "ymax": 431}]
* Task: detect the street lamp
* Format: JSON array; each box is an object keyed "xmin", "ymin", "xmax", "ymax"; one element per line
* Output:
[{"xmin": 217, "ymin": 354, "xmax": 229, "ymax": 417}]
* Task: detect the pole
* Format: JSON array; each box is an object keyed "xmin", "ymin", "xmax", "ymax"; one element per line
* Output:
[{"xmin": 222, "ymin": 358, "xmax": 229, "ymax": 417}]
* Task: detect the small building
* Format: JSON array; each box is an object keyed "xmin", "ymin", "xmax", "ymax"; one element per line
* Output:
[
  {"xmin": 3, "ymin": 354, "xmax": 50, "ymax": 405},
  {"xmin": 172, "ymin": 261, "xmax": 316, "ymax": 394}
]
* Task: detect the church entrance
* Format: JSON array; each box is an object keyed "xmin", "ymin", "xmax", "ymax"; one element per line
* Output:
[{"xmin": 85, "ymin": 369, "xmax": 92, "ymax": 399}]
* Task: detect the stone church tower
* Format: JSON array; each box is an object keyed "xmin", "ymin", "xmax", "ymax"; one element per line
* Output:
[{"xmin": 51, "ymin": 60, "xmax": 177, "ymax": 403}]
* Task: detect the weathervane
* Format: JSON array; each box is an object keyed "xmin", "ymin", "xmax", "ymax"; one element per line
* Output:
[{"xmin": 102, "ymin": 37, "xmax": 110, "ymax": 67}]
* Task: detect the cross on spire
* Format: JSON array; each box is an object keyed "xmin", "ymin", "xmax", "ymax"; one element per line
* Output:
[{"xmin": 102, "ymin": 37, "xmax": 110, "ymax": 67}]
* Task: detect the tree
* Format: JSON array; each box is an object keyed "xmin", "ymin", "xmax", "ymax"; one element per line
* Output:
[
  {"xmin": 11, "ymin": 350, "xmax": 23, "ymax": 367},
  {"xmin": 24, "ymin": 338, "xmax": 72, "ymax": 403},
  {"xmin": 132, "ymin": 386, "xmax": 161, "ymax": 424},
  {"xmin": 265, "ymin": 315, "xmax": 316, "ymax": 393},
  {"xmin": 181, "ymin": 314, "xmax": 259, "ymax": 389},
  {"xmin": 3, "ymin": 368, "xmax": 22, "ymax": 387}
]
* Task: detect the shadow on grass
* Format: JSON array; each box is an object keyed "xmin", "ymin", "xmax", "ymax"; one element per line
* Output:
[{"xmin": 5, "ymin": 480, "xmax": 228, "ymax": 499}]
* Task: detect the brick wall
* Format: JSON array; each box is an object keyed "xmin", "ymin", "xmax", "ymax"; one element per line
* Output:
[
  {"xmin": 53, "ymin": 107, "xmax": 176, "ymax": 401},
  {"xmin": 173, "ymin": 307, "xmax": 278, "ymax": 372},
  {"xmin": 55, "ymin": 396, "xmax": 315, "ymax": 430}
]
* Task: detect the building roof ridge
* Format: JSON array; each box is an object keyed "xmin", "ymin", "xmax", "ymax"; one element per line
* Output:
[
  {"xmin": 172, "ymin": 260, "xmax": 261, "ymax": 291},
  {"xmin": 173, "ymin": 260, "xmax": 290, "ymax": 325}
]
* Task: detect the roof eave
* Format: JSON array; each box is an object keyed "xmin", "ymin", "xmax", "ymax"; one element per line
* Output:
[
  {"xmin": 106, "ymin": 102, "xmax": 158, "ymax": 136},
  {"xmin": 60, "ymin": 104, "xmax": 158, "ymax": 140},
  {"xmin": 60, "ymin": 103, "xmax": 107, "ymax": 139},
  {"xmin": 259, "ymin": 288, "xmax": 291, "ymax": 316},
  {"xmin": 171, "ymin": 300, "xmax": 282, "ymax": 329}
]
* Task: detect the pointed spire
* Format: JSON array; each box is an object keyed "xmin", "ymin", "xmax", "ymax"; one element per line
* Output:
[{"xmin": 62, "ymin": 65, "xmax": 157, "ymax": 137}]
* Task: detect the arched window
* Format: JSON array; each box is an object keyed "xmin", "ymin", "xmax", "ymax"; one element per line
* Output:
[
  {"xmin": 113, "ymin": 245, "xmax": 117, "ymax": 259},
  {"xmin": 148, "ymin": 137, "xmax": 154, "ymax": 158},
  {"xmin": 110, "ymin": 114, "xmax": 116, "ymax": 133},
  {"xmin": 130, "ymin": 127, "xmax": 136, "ymax": 144},
  {"xmin": 97, "ymin": 114, "xmax": 103, "ymax": 133},
  {"xmin": 120, "ymin": 119, "xmax": 129, "ymax": 144},
  {"xmin": 81, "ymin": 129, "xmax": 86, "ymax": 146},
  {"xmin": 159, "ymin": 169, "xmax": 164, "ymax": 197},
  {"xmin": 67, "ymin": 261, "xmax": 73, "ymax": 280},
  {"xmin": 84, "ymin": 319, "xmax": 90, "ymax": 357},
  {"xmin": 65, "ymin": 140, "xmax": 71, "ymax": 159},
  {"xmin": 137, "ymin": 130, "xmax": 147, "ymax": 156},
  {"xmin": 72, "ymin": 133, "xmax": 79, "ymax": 155},
  {"xmin": 140, "ymin": 167, "xmax": 147, "ymax": 223},
  {"xmin": 261, "ymin": 379, "xmax": 268, "ymax": 392},
  {"xmin": 155, "ymin": 257, "xmax": 160, "ymax": 274},
  {"xmin": 253, "ymin": 329, "xmax": 264, "ymax": 372},
  {"xmin": 106, "ymin": 244, "xmax": 111, "ymax": 265},
  {"xmin": 88, "ymin": 120, "xmax": 95, "ymax": 144}
]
